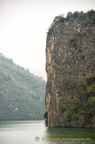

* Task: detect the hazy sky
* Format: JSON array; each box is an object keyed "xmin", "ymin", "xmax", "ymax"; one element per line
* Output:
[{"xmin": 0, "ymin": 0, "xmax": 95, "ymax": 80}]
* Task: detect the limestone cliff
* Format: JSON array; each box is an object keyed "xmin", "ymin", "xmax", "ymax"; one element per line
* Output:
[{"xmin": 45, "ymin": 10, "xmax": 95, "ymax": 128}]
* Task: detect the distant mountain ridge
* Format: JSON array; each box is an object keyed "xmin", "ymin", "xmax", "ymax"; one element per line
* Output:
[{"xmin": 0, "ymin": 53, "xmax": 46, "ymax": 120}]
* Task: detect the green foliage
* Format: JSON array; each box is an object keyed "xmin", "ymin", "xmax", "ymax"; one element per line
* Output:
[
  {"xmin": 71, "ymin": 113, "xmax": 78, "ymax": 120},
  {"xmin": 53, "ymin": 15, "xmax": 64, "ymax": 23},
  {"xmin": 89, "ymin": 96, "xmax": 95, "ymax": 104},
  {"xmin": 72, "ymin": 11, "xmax": 86, "ymax": 20},
  {"xmin": 83, "ymin": 111, "xmax": 93, "ymax": 124},
  {"xmin": 69, "ymin": 38, "xmax": 77, "ymax": 49},
  {"xmin": 58, "ymin": 102, "xmax": 62, "ymax": 109},
  {"xmin": 48, "ymin": 14, "xmax": 64, "ymax": 34},
  {"xmin": 87, "ymin": 10, "xmax": 95, "ymax": 20},
  {"xmin": 44, "ymin": 112, "xmax": 48, "ymax": 126},
  {"xmin": 83, "ymin": 75, "xmax": 95, "ymax": 114},
  {"xmin": 70, "ymin": 104, "xmax": 76, "ymax": 111},
  {"xmin": 77, "ymin": 11, "xmax": 85, "ymax": 20},
  {"xmin": 69, "ymin": 32, "xmax": 82, "ymax": 50},
  {"xmin": 84, "ymin": 75, "xmax": 95, "ymax": 85},
  {"xmin": 70, "ymin": 105, "xmax": 78, "ymax": 120},
  {"xmin": 86, "ymin": 85, "xmax": 95, "ymax": 96},
  {"xmin": 48, "ymin": 10, "xmax": 95, "ymax": 34},
  {"xmin": 44, "ymin": 112, "xmax": 47, "ymax": 119},
  {"xmin": 88, "ymin": 96, "xmax": 95, "ymax": 113},
  {"xmin": 67, "ymin": 11, "xmax": 86, "ymax": 21},
  {"xmin": 0, "ymin": 54, "xmax": 46, "ymax": 120},
  {"xmin": 72, "ymin": 11, "xmax": 79, "ymax": 18},
  {"xmin": 64, "ymin": 81, "xmax": 75, "ymax": 90},
  {"xmin": 63, "ymin": 74, "xmax": 95, "ymax": 124},
  {"xmin": 67, "ymin": 12, "xmax": 73, "ymax": 19},
  {"xmin": 84, "ymin": 75, "xmax": 95, "ymax": 98},
  {"xmin": 64, "ymin": 111, "xmax": 71, "ymax": 120},
  {"xmin": 83, "ymin": 75, "xmax": 95, "ymax": 119},
  {"xmin": 64, "ymin": 112, "xmax": 78, "ymax": 121},
  {"xmin": 64, "ymin": 104, "xmax": 78, "ymax": 121}
]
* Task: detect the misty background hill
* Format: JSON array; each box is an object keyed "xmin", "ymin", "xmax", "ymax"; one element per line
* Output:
[{"xmin": 0, "ymin": 53, "xmax": 46, "ymax": 120}]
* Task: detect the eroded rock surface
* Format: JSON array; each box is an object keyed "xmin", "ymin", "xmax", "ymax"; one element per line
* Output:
[{"xmin": 45, "ymin": 11, "xmax": 95, "ymax": 128}]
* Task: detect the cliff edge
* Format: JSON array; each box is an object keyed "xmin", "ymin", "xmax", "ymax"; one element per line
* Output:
[{"xmin": 45, "ymin": 10, "xmax": 95, "ymax": 128}]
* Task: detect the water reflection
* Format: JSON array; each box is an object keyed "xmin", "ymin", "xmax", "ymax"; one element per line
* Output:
[
  {"xmin": 45, "ymin": 127, "xmax": 95, "ymax": 144},
  {"xmin": 46, "ymin": 127, "xmax": 95, "ymax": 138},
  {"xmin": 0, "ymin": 121, "xmax": 95, "ymax": 144}
]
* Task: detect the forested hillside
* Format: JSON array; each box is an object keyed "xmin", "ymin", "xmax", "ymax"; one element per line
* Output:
[{"xmin": 0, "ymin": 53, "xmax": 46, "ymax": 120}]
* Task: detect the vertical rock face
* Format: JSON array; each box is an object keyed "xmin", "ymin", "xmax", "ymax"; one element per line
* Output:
[{"xmin": 45, "ymin": 11, "xmax": 95, "ymax": 128}]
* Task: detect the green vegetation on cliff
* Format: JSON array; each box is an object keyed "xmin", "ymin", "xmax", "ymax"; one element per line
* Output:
[
  {"xmin": 60, "ymin": 75, "xmax": 95, "ymax": 125},
  {"xmin": 48, "ymin": 10, "xmax": 95, "ymax": 34},
  {"xmin": 46, "ymin": 10, "xmax": 95, "ymax": 128},
  {"xmin": 0, "ymin": 53, "xmax": 46, "ymax": 120}
]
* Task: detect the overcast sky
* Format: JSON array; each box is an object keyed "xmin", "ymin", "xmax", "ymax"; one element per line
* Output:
[{"xmin": 0, "ymin": 0, "xmax": 95, "ymax": 80}]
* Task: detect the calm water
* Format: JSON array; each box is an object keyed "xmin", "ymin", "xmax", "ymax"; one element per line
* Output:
[{"xmin": 0, "ymin": 120, "xmax": 95, "ymax": 144}]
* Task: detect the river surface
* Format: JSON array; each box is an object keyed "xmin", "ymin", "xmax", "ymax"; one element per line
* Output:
[{"xmin": 0, "ymin": 120, "xmax": 95, "ymax": 144}]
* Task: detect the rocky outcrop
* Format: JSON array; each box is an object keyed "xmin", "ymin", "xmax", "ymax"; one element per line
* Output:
[{"xmin": 45, "ymin": 10, "xmax": 95, "ymax": 128}]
